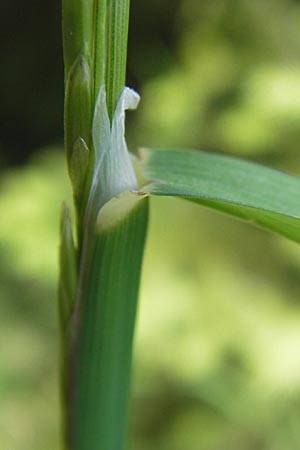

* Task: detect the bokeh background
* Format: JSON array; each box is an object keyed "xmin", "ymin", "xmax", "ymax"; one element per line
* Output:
[{"xmin": 1, "ymin": 0, "xmax": 300, "ymax": 449}]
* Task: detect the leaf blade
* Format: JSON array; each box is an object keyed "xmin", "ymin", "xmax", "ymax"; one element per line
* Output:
[{"xmin": 138, "ymin": 148, "xmax": 300, "ymax": 242}]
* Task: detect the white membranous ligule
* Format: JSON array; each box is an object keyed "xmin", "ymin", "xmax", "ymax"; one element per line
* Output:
[
  {"xmin": 84, "ymin": 84, "xmax": 140, "ymax": 229},
  {"xmin": 74, "ymin": 85, "xmax": 142, "ymax": 321}
]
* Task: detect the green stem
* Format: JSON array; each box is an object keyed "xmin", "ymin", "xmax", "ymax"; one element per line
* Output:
[
  {"xmin": 93, "ymin": 0, "xmax": 130, "ymax": 119},
  {"xmin": 105, "ymin": 0, "xmax": 130, "ymax": 119},
  {"xmin": 93, "ymin": 0, "xmax": 107, "ymax": 99}
]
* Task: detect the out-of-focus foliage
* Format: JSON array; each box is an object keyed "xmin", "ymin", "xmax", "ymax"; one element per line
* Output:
[
  {"xmin": 0, "ymin": 151, "xmax": 71, "ymax": 449},
  {"xmin": 0, "ymin": 2, "xmax": 63, "ymax": 166},
  {"xmin": 131, "ymin": 0, "xmax": 300, "ymax": 171},
  {"xmin": 133, "ymin": 198, "xmax": 300, "ymax": 450},
  {"xmin": 1, "ymin": 0, "xmax": 300, "ymax": 449}
]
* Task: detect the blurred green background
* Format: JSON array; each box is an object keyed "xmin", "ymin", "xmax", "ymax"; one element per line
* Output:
[{"xmin": 1, "ymin": 0, "xmax": 300, "ymax": 449}]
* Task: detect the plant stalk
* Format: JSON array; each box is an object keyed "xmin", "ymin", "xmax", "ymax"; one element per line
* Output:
[{"xmin": 60, "ymin": 1, "xmax": 148, "ymax": 449}]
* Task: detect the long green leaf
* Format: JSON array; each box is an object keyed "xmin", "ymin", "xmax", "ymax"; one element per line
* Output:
[{"xmin": 137, "ymin": 148, "xmax": 300, "ymax": 242}]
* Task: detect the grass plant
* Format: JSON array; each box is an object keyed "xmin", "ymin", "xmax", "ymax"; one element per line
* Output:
[{"xmin": 59, "ymin": 0, "xmax": 300, "ymax": 449}]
